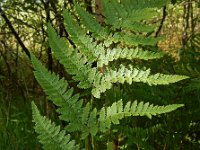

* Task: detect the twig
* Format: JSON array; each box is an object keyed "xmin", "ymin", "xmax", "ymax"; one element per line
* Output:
[
  {"xmin": 155, "ymin": 6, "xmax": 167, "ymax": 37},
  {"xmin": 0, "ymin": 6, "xmax": 31, "ymax": 59}
]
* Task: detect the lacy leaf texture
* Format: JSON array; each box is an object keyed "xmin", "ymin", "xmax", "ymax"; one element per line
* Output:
[{"xmin": 31, "ymin": 0, "xmax": 188, "ymax": 149}]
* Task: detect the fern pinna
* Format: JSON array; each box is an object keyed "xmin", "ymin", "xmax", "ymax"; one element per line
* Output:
[{"xmin": 31, "ymin": 0, "xmax": 189, "ymax": 149}]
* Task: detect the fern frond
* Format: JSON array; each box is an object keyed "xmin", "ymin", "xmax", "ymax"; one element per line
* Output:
[
  {"xmin": 31, "ymin": 54, "xmax": 84, "ymax": 122},
  {"xmin": 120, "ymin": 21, "xmax": 156, "ymax": 33},
  {"xmin": 175, "ymin": 63, "xmax": 200, "ymax": 77},
  {"xmin": 31, "ymin": 54, "xmax": 185, "ymax": 138},
  {"xmin": 102, "ymin": 0, "xmax": 157, "ymax": 26},
  {"xmin": 97, "ymin": 47, "xmax": 165, "ymax": 67},
  {"xmin": 63, "ymin": 9, "xmax": 104, "ymax": 63},
  {"xmin": 117, "ymin": 124, "xmax": 162, "ymax": 137},
  {"xmin": 101, "ymin": 0, "xmax": 165, "ymax": 28},
  {"xmin": 98, "ymin": 0, "xmax": 167, "ymax": 46},
  {"xmin": 121, "ymin": 0, "xmax": 169, "ymax": 10},
  {"xmin": 92, "ymin": 65, "xmax": 189, "ymax": 98},
  {"xmin": 185, "ymin": 77, "xmax": 200, "ymax": 92},
  {"xmin": 31, "ymin": 54, "xmax": 99, "ymax": 138},
  {"xmin": 112, "ymin": 33, "xmax": 163, "ymax": 46},
  {"xmin": 47, "ymin": 24, "xmax": 94, "ymax": 89},
  {"xmin": 32, "ymin": 102, "xmax": 80, "ymax": 150},
  {"xmin": 67, "ymin": 100, "xmax": 183, "ymax": 136},
  {"xmin": 98, "ymin": 100, "xmax": 184, "ymax": 132},
  {"xmin": 74, "ymin": 3, "xmax": 160, "ymax": 46},
  {"xmin": 74, "ymin": 3, "xmax": 109, "ymax": 39}
]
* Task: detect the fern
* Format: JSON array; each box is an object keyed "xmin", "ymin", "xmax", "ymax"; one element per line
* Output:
[
  {"xmin": 75, "ymin": 2, "xmax": 162, "ymax": 46},
  {"xmin": 102, "ymin": 0, "xmax": 157, "ymax": 26},
  {"xmin": 175, "ymin": 63, "xmax": 200, "ymax": 77},
  {"xmin": 63, "ymin": 9, "xmax": 101, "ymax": 63},
  {"xmin": 31, "ymin": 54, "xmax": 83, "ymax": 123},
  {"xmin": 31, "ymin": 1, "xmax": 190, "ymax": 149},
  {"xmin": 47, "ymin": 24, "xmax": 94, "ymax": 89},
  {"xmin": 117, "ymin": 124, "xmax": 162, "ymax": 149},
  {"xmin": 101, "ymin": 0, "xmax": 168, "ymax": 33},
  {"xmin": 31, "ymin": 55, "xmax": 184, "ymax": 140},
  {"xmin": 92, "ymin": 65, "xmax": 188, "ymax": 98},
  {"xmin": 32, "ymin": 102, "xmax": 80, "ymax": 150},
  {"xmin": 97, "ymin": 47, "xmax": 165, "ymax": 68},
  {"xmin": 98, "ymin": 100, "xmax": 183, "ymax": 132},
  {"xmin": 74, "ymin": 3, "xmax": 110, "ymax": 40},
  {"xmin": 48, "ymin": 16, "xmax": 188, "ymax": 98}
]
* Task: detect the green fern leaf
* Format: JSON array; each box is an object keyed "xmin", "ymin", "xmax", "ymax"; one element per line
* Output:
[
  {"xmin": 103, "ymin": 1, "xmax": 157, "ymax": 27},
  {"xmin": 113, "ymin": 33, "xmax": 163, "ymax": 46},
  {"xmin": 92, "ymin": 65, "xmax": 189, "ymax": 98},
  {"xmin": 102, "ymin": 0, "xmax": 166, "ymax": 29},
  {"xmin": 31, "ymin": 54, "xmax": 83, "ymax": 122},
  {"xmin": 74, "ymin": 3, "xmax": 109, "ymax": 39},
  {"xmin": 120, "ymin": 21, "xmax": 156, "ymax": 33},
  {"xmin": 63, "ymin": 9, "xmax": 102, "ymax": 63},
  {"xmin": 97, "ymin": 47, "xmax": 165, "ymax": 67},
  {"xmin": 32, "ymin": 102, "xmax": 79, "ymax": 150},
  {"xmin": 47, "ymin": 24, "xmax": 93, "ymax": 89},
  {"xmin": 98, "ymin": 100, "xmax": 183, "ymax": 132},
  {"xmin": 74, "ymin": 2, "xmax": 160, "ymax": 46},
  {"xmin": 87, "ymin": 108, "xmax": 98, "ymax": 136},
  {"xmin": 121, "ymin": 0, "xmax": 169, "ymax": 10}
]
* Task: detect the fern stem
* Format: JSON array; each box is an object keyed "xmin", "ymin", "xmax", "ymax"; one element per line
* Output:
[
  {"xmin": 91, "ymin": 135, "xmax": 95, "ymax": 150},
  {"xmin": 137, "ymin": 144, "xmax": 140, "ymax": 150},
  {"xmin": 85, "ymin": 136, "xmax": 89, "ymax": 150}
]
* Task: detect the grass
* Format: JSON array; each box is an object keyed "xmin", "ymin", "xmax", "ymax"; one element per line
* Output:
[{"xmin": 0, "ymin": 85, "xmax": 41, "ymax": 150}]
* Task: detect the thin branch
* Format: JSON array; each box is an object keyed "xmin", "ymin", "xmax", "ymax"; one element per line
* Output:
[
  {"xmin": 155, "ymin": 6, "xmax": 167, "ymax": 37},
  {"xmin": 0, "ymin": 6, "xmax": 31, "ymax": 59}
]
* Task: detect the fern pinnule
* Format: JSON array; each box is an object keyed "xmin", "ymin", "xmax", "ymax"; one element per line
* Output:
[
  {"xmin": 113, "ymin": 32, "xmax": 163, "ymax": 46},
  {"xmin": 121, "ymin": 0, "xmax": 169, "ymax": 10},
  {"xmin": 98, "ymin": 100, "xmax": 184, "ymax": 132},
  {"xmin": 120, "ymin": 21, "xmax": 156, "ymax": 32},
  {"xmin": 97, "ymin": 47, "xmax": 165, "ymax": 67},
  {"xmin": 117, "ymin": 124, "xmax": 162, "ymax": 137}
]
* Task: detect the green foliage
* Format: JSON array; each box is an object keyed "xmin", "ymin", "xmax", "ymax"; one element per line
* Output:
[
  {"xmin": 102, "ymin": 0, "xmax": 167, "ymax": 29},
  {"xmin": 91, "ymin": 65, "xmax": 188, "ymax": 98},
  {"xmin": 0, "ymin": 86, "xmax": 38, "ymax": 150},
  {"xmin": 47, "ymin": 7, "xmax": 188, "ymax": 98},
  {"xmin": 30, "ymin": 0, "xmax": 191, "ymax": 149},
  {"xmin": 32, "ymin": 102, "xmax": 80, "ymax": 150},
  {"xmin": 31, "ymin": 54, "xmax": 184, "ymax": 140},
  {"xmin": 47, "ymin": 22, "xmax": 95, "ymax": 89}
]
